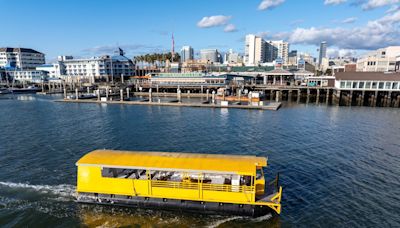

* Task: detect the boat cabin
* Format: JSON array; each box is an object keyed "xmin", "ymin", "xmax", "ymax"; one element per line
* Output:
[{"xmin": 76, "ymin": 150, "xmax": 282, "ymax": 215}]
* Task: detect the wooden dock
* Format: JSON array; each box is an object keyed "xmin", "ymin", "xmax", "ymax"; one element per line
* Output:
[{"xmin": 56, "ymin": 99, "xmax": 281, "ymax": 111}]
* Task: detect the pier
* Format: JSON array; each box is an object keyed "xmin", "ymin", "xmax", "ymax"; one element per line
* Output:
[{"xmin": 57, "ymin": 99, "xmax": 282, "ymax": 111}]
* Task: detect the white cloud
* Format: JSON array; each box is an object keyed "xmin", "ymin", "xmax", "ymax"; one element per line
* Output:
[
  {"xmin": 341, "ymin": 17, "xmax": 358, "ymax": 23},
  {"xmin": 197, "ymin": 15, "xmax": 231, "ymax": 28},
  {"xmin": 385, "ymin": 4, "xmax": 400, "ymax": 13},
  {"xmin": 362, "ymin": 0, "xmax": 400, "ymax": 10},
  {"xmin": 224, "ymin": 24, "xmax": 237, "ymax": 32},
  {"xmin": 324, "ymin": 0, "xmax": 347, "ymax": 5},
  {"xmin": 274, "ymin": 10, "xmax": 400, "ymax": 50},
  {"xmin": 327, "ymin": 48, "xmax": 357, "ymax": 58},
  {"xmin": 258, "ymin": 0, "xmax": 285, "ymax": 10}
]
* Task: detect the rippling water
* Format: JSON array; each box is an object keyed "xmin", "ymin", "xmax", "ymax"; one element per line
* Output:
[{"xmin": 0, "ymin": 94, "xmax": 399, "ymax": 227}]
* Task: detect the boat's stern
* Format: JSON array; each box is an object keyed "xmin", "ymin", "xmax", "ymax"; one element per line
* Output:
[{"xmin": 254, "ymin": 173, "xmax": 283, "ymax": 215}]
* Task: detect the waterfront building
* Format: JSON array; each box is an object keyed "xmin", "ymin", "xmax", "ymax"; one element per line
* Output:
[
  {"xmin": 356, "ymin": 46, "xmax": 400, "ymax": 72},
  {"xmin": 335, "ymin": 72, "xmax": 400, "ymax": 91},
  {"xmin": 59, "ymin": 48, "xmax": 134, "ymax": 82},
  {"xmin": 244, "ymin": 34, "xmax": 265, "ymax": 66},
  {"xmin": 7, "ymin": 70, "xmax": 48, "ymax": 83},
  {"xmin": 318, "ymin": 41, "xmax": 327, "ymax": 67},
  {"xmin": 149, "ymin": 72, "xmax": 227, "ymax": 86},
  {"xmin": 0, "ymin": 47, "xmax": 45, "ymax": 70},
  {"xmin": 266, "ymin": 40, "xmax": 289, "ymax": 64},
  {"xmin": 36, "ymin": 63, "xmax": 64, "ymax": 79},
  {"xmin": 180, "ymin": 46, "xmax": 194, "ymax": 63},
  {"xmin": 200, "ymin": 49, "xmax": 219, "ymax": 63}
]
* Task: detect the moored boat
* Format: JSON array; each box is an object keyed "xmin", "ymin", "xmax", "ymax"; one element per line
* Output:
[
  {"xmin": 76, "ymin": 150, "xmax": 282, "ymax": 216},
  {"xmin": 11, "ymin": 86, "xmax": 41, "ymax": 93}
]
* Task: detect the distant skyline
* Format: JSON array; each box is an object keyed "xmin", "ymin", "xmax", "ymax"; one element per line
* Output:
[{"xmin": 1, "ymin": 0, "xmax": 399, "ymax": 61}]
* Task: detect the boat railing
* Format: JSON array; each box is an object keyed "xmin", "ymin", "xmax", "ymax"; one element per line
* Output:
[
  {"xmin": 151, "ymin": 180, "xmax": 254, "ymax": 193},
  {"xmin": 202, "ymin": 183, "xmax": 254, "ymax": 193},
  {"xmin": 151, "ymin": 180, "xmax": 198, "ymax": 190}
]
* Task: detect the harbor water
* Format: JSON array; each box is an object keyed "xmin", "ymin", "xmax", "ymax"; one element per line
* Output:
[{"xmin": 0, "ymin": 94, "xmax": 399, "ymax": 227}]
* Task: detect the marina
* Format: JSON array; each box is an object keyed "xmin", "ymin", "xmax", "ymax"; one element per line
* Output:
[
  {"xmin": 1, "ymin": 0, "xmax": 400, "ymax": 226},
  {"xmin": 0, "ymin": 94, "xmax": 399, "ymax": 227}
]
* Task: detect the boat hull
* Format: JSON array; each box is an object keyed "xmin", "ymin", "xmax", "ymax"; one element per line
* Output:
[{"xmin": 77, "ymin": 192, "xmax": 273, "ymax": 217}]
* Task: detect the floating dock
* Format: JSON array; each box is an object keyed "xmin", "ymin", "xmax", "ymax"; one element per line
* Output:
[{"xmin": 57, "ymin": 99, "xmax": 281, "ymax": 111}]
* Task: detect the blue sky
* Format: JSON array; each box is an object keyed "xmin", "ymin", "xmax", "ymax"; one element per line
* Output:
[{"xmin": 1, "ymin": 0, "xmax": 399, "ymax": 61}]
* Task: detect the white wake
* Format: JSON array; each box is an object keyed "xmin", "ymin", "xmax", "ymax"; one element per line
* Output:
[{"xmin": 0, "ymin": 181, "xmax": 76, "ymax": 199}]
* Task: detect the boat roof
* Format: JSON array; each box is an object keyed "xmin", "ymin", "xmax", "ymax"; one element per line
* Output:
[{"xmin": 76, "ymin": 150, "xmax": 267, "ymax": 175}]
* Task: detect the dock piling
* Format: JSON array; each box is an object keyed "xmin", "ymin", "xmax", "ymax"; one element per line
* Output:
[
  {"xmin": 149, "ymin": 88, "xmax": 153, "ymax": 102},
  {"xmin": 106, "ymin": 86, "xmax": 109, "ymax": 100}
]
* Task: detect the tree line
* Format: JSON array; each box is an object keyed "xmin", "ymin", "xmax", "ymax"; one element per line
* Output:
[{"xmin": 133, "ymin": 52, "xmax": 181, "ymax": 63}]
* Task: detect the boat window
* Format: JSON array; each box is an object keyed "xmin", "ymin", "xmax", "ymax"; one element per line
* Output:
[
  {"xmin": 240, "ymin": 175, "xmax": 252, "ymax": 186},
  {"xmin": 256, "ymin": 168, "xmax": 264, "ymax": 180},
  {"xmin": 203, "ymin": 173, "xmax": 233, "ymax": 185},
  {"xmin": 101, "ymin": 167, "xmax": 147, "ymax": 179}
]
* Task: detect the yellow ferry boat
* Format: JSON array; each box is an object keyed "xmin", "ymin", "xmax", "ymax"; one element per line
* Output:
[{"xmin": 76, "ymin": 150, "xmax": 282, "ymax": 216}]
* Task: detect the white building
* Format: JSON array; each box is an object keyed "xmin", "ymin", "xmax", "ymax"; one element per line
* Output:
[
  {"xmin": 7, "ymin": 70, "xmax": 48, "ymax": 83},
  {"xmin": 0, "ymin": 47, "xmax": 45, "ymax": 70},
  {"xmin": 335, "ymin": 72, "xmax": 400, "ymax": 91},
  {"xmin": 356, "ymin": 46, "xmax": 400, "ymax": 72},
  {"xmin": 180, "ymin": 46, "xmax": 194, "ymax": 63},
  {"xmin": 266, "ymin": 40, "xmax": 289, "ymax": 64},
  {"xmin": 244, "ymin": 34, "xmax": 265, "ymax": 66},
  {"xmin": 58, "ymin": 48, "xmax": 134, "ymax": 82},
  {"xmin": 36, "ymin": 63, "xmax": 64, "ymax": 79}
]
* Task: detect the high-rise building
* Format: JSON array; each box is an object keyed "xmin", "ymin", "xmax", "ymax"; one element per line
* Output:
[
  {"xmin": 244, "ymin": 34, "xmax": 265, "ymax": 66},
  {"xmin": 319, "ymin": 41, "xmax": 327, "ymax": 66},
  {"xmin": 0, "ymin": 47, "xmax": 45, "ymax": 70},
  {"xmin": 200, "ymin": 49, "xmax": 219, "ymax": 63},
  {"xmin": 266, "ymin": 41, "xmax": 289, "ymax": 64},
  {"xmin": 180, "ymin": 46, "xmax": 194, "ymax": 63}
]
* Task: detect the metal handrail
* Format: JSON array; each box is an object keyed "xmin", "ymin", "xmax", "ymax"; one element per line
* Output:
[
  {"xmin": 202, "ymin": 183, "xmax": 254, "ymax": 193},
  {"xmin": 151, "ymin": 180, "xmax": 198, "ymax": 190},
  {"xmin": 151, "ymin": 180, "xmax": 254, "ymax": 193}
]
